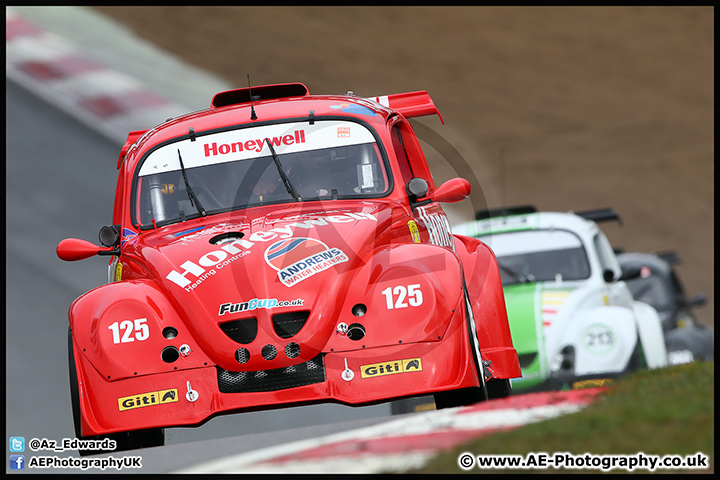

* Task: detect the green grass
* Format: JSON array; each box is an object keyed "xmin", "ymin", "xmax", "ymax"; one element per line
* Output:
[{"xmin": 410, "ymin": 361, "xmax": 714, "ymax": 473}]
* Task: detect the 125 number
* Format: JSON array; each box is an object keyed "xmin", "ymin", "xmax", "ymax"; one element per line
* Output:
[
  {"xmin": 381, "ymin": 284, "xmax": 423, "ymax": 309},
  {"xmin": 108, "ymin": 318, "xmax": 149, "ymax": 344}
]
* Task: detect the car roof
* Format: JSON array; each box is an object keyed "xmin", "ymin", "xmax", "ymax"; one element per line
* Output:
[
  {"xmin": 130, "ymin": 96, "xmax": 387, "ymax": 154},
  {"xmin": 118, "ymin": 84, "xmax": 443, "ymax": 170},
  {"xmin": 453, "ymin": 210, "xmax": 602, "ymax": 240}
]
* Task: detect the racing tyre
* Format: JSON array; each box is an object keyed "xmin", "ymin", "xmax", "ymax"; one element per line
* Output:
[
  {"xmin": 623, "ymin": 337, "xmax": 647, "ymax": 374},
  {"xmin": 68, "ymin": 328, "xmax": 164, "ymax": 456},
  {"xmin": 434, "ymin": 283, "xmax": 489, "ymax": 409},
  {"xmin": 486, "ymin": 378, "xmax": 512, "ymax": 399}
]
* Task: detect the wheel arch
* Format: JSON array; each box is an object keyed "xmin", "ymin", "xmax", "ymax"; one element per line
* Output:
[{"xmin": 454, "ymin": 234, "xmax": 521, "ymax": 380}]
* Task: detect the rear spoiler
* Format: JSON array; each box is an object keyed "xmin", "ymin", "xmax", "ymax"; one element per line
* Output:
[
  {"xmin": 474, "ymin": 205, "xmax": 624, "ymax": 226},
  {"xmin": 575, "ymin": 208, "xmax": 623, "ymax": 226},
  {"xmin": 475, "ymin": 205, "xmax": 537, "ymax": 221},
  {"xmin": 366, "ymin": 91, "xmax": 444, "ymax": 124},
  {"xmin": 656, "ymin": 250, "xmax": 682, "ymax": 265}
]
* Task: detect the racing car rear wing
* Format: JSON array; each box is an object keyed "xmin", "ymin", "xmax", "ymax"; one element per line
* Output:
[
  {"xmin": 475, "ymin": 205, "xmax": 537, "ymax": 221},
  {"xmin": 657, "ymin": 250, "xmax": 682, "ymax": 264},
  {"xmin": 366, "ymin": 91, "xmax": 444, "ymax": 124},
  {"xmin": 575, "ymin": 208, "xmax": 623, "ymax": 226},
  {"xmin": 473, "ymin": 206, "xmax": 624, "ymax": 227}
]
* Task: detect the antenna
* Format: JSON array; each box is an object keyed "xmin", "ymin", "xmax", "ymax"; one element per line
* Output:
[
  {"xmin": 499, "ymin": 146, "xmax": 505, "ymax": 206},
  {"xmin": 247, "ymin": 74, "xmax": 257, "ymax": 120}
]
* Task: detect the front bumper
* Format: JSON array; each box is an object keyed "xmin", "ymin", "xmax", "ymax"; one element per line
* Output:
[{"xmin": 74, "ymin": 314, "xmax": 517, "ymax": 437}]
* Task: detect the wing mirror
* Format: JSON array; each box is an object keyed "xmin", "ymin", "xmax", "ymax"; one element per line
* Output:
[
  {"xmin": 57, "ymin": 225, "xmax": 121, "ymax": 261},
  {"xmin": 606, "ymin": 265, "xmax": 641, "ymax": 283},
  {"xmin": 618, "ymin": 265, "xmax": 642, "ymax": 281},
  {"xmin": 603, "ymin": 269, "xmax": 615, "ymax": 283},
  {"xmin": 406, "ymin": 177, "xmax": 471, "ymax": 209},
  {"xmin": 406, "ymin": 177, "xmax": 429, "ymax": 202},
  {"xmin": 433, "ymin": 178, "xmax": 471, "ymax": 203}
]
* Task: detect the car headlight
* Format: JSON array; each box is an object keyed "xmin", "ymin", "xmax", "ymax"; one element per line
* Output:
[{"xmin": 550, "ymin": 345, "xmax": 575, "ymax": 376}]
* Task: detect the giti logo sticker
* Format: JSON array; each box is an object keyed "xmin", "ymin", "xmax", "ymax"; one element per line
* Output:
[
  {"xmin": 408, "ymin": 220, "xmax": 421, "ymax": 243},
  {"xmin": 360, "ymin": 358, "xmax": 423, "ymax": 378},
  {"xmin": 264, "ymin": 237, "xmax": 348, "ymax": 287},
  {"xmin": 118, "ymin": 389, "xmax": 178, "ymax": 412}
]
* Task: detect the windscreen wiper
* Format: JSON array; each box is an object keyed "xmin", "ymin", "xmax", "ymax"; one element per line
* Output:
[
  {"xmin": 265, "ymin": 139, "xmax": 302, "ymax": 202},
  {"xmin": 497, "ymin": 260, "xmax": 534, "ymax": 284},
  {"xmin": 177, "ymin": 149, "xmax": 206, "ymax": 217}
]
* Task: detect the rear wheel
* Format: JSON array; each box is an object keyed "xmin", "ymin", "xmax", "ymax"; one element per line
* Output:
[
  {"xmin": 68, "ymin": 328, "xmax": 164, "ymax": 456},
  {"xmin": 434, "ymin": 283, "xmax": 489, "ymax": 409}
]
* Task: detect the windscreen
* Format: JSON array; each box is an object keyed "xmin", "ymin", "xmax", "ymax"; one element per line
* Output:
[
  {"xmin": 134, "ymin": 120, "xmax": 388, "ymax": 228},
  {"xmin": 485, "ymin": 229, "xmax": 591, "ymax": 285}
]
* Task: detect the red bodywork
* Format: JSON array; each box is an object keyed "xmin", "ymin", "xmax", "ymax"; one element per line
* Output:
[{"xmin": 58, "ymin": 84, "xmax": 520, "ymax": 437}]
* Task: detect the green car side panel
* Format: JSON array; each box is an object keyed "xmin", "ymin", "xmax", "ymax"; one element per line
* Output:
[{"xmin": 503, "ymin": 283, "xmax": 545, "ymax": 389}]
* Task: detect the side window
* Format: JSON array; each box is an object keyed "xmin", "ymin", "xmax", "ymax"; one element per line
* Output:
[
  {"xmin": 388, "ymin": 117, "xmax": 435, "ymax": 191},
  {"xmin": 390, "ymin": 124, "xmax": 414, "ymax": 185}
]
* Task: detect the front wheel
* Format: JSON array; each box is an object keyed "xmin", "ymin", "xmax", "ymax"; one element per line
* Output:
[
  {"xmin": 486, "ymin": 378, "xmax": 512, "ymax": 399},
  {"xmin": 68, "ymin": 328, "xmax": 164, "ymax": 456}
]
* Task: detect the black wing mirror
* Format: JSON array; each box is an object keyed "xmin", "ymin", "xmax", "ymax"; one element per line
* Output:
[
  {"xmin": 99, "ymin": 225, "xmax": 121, "ymax": 248},
  {"xmin": 618, "ymin": 265, "xmax": 642, "ymax": 282},
  {"xmin": 406, "ymin": 177, "xmax": 471, "ymax": 210}
]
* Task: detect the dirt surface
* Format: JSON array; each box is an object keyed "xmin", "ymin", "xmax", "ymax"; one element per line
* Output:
[{"xmin": 93, "ymin": 6, "xmax": 713, "ymax": 327}]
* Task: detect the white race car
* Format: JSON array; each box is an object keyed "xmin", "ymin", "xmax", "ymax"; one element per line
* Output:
[{"xmin": 453, "ymin": 206, "xmax": 668, "ymax": 391}]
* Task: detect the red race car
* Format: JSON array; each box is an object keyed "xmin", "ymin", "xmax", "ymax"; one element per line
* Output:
[{"xmin": 57, "ymin": 83, "xmax": 521, "ymax": 453}]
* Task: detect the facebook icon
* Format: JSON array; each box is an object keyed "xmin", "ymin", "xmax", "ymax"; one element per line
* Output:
[{"xmin": 9, "ymin": 455, "xmax": 25, "ymax": 470}]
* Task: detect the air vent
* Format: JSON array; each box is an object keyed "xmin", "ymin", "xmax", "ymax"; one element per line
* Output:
[
  {"xmin": 262, "ymin": 344, "xmax": 277, "ymax": 361},
  {"xmin": 285, "ymin": 342, "xmax": 301, "ymax": 359},
  {"xmin": 272, "ymin": 311, "xmax": 309, "ymax": 339},
  {"xmin": 212, "ymin": 83, "xmax": 309, "ymax": 108},
  {"xmin": 220, "ymin": 318, "xmax": 258, "ymax": 344},
  {"xmin": 209, "ymin": 231, "xmax": 244, "ymax": 245},
  {"xmin": 235, "ymin": 348, "xmax": 250, "ymax": 364},
  {"xmin": 217, "ymin": 354, "xmax": 326, "ymax": 393}
]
